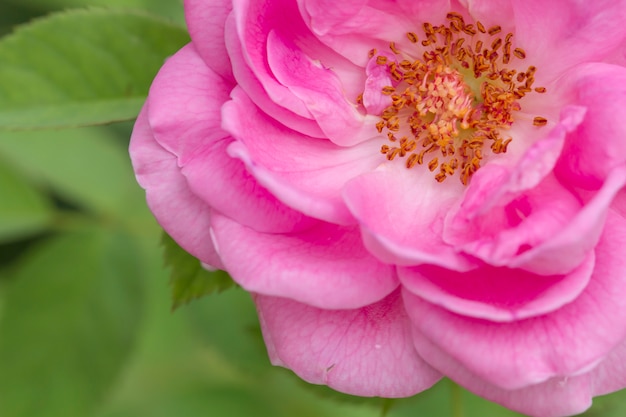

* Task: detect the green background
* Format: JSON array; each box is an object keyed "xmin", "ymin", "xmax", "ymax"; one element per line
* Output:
[{"xmin": 0, "ymin": 1, "xmax": 622, "ymax": 416}]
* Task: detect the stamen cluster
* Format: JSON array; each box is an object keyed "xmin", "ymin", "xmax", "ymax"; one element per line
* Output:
[{"xmin": 364, "ymin": 12, "xmax": 547, "ymax": 185}]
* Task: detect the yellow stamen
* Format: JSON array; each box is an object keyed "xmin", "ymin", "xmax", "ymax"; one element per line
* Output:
[{"xmin": 365, "ymin": 13, "xmax": 547, "ymax": 185}]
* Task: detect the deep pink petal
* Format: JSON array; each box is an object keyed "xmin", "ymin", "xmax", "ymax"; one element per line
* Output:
[
  {"xmin": 405, "ymin": 209, "xmax": 626, "ymax": 390},
  {"xmin": 556, "ymin": 63, "xmax": 626, "ymax": 189},
  {"xmin": 266, "ymin": 30, "xmax": 377, "ymax": 147},
  {"xmin": 225, "ymin": 13, "xmax": 325, "ymax": 138},
  {"xmin": 223, "ymin": 87, "xmax": 382, "ymax": 224},
  {"xmin": 411, "ymin": 324, "xmax": 593, "ymax": 417},
  {"xmin": 343, "ymin": 165, "xmax": 478, "ymax": 271},
  {"xmin": 184, "ymin": 0, "xmax": 234, "ymax": 82},
  {"xmin": 211, "ymin": 213, "xmax": 398, "ymax": 310},
  {"xmin": 130, "ymin": 106, "xmax": 222, "ymax": 268},
  {"xmin": 400, "ymin": 251, "xmax": 593, "ymax": 322},
  {"xmin": 255, "ymin": 290, "xmax": 441, "ymax": 397}
]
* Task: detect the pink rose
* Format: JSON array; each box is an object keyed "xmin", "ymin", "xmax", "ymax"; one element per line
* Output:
[{"xmin": 130, "ymin": 0, "xmax": 626, "ymax": 415}]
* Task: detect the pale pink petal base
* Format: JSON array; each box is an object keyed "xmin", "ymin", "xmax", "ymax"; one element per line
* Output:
[{"xmin": 255, "ymin": 290, "xmax": 442, "ymax": 397}]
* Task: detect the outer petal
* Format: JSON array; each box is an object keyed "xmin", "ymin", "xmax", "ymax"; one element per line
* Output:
[
  {"xmin": 405, "ymin": 210, "xmax": 626, "ymax": 390},
  {"xmin": 147, "ymin": 44, "xmax": 232, "ymax": 165},
  {"xmin": 211, "ymin": 213, "xmax": 398, "ymax": 310},
  {"xmin": 223, "ymin": 87, "xmax": 382, "ymax": 225},
  {"xmin": 130, "ymin": 106, "xmax": 222, "ymax": 268},
  {"xmin": 411, "ymin": 325, "xmax": 593, "ymax": 417},
  {"xmin": 184, "ymin": 0, "xmax": 234, "ymax": 82},
  {"xmin": 255, "ymin": 290, "xmax": 441, "ymax": 397},
  {"xmin": 146, "ymin": 44, "xmax": 310, "ymax": 233}
]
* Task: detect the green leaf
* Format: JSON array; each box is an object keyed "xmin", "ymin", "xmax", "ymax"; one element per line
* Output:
[
  {"xmin": 162, "ymin": 231, "xmax": 236, "ymax": 310},
  {"xmin": 0, "ymin": 8, "xmax": 189, "ymax": 130},
  {"xmin": 0, "ymin": 158, "xmax": 52, "ymax": 242},
  {"xmin": 5, "ymin": 0, "xmax": 186, "ymax": 25},
  {"xmin": 0, "ymin": 126, "xmax": 142, "ymax": 216},
  {"xmin": 0, "ymin": 228, "xmax": 145, "ymax": 417}
]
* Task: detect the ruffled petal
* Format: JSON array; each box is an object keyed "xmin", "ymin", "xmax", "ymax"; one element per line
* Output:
[
  {"xmin": 223, "ymin": 87, "xmax": 382, "ymax": 225},
  {"xmin": 444, "ymin": 171, "xmax": 583, "ymax": 270},
  {"xmin": 343, "ymin": 164, "xmax": 478, "ymax": 270},
  {"xmin": 255, "ymin": 290, "xmax": 441, "ymax": 397},
  {"xmin": 405, "ymin": 209, "xmax": 626, "ymax": 390},
  {"xmin": 225, "ymin": 13, "xmax": 325, "ymax": 138},
  {"xmin": 211, "ymin": 213, "xmax": 398, "ymax": 310},
  {"xmin": 510, "ymin": 167, "xmax": 626, "ymax": 274},
  {"xmin": 266, "ymin": 30, "xmax": 377, "ymax": 147},
  {"xmin": 400, "ymin": 251, "xmax": 594, "ymax": 322},
  {"xmin": 184, "ymin": 0, "xmax": 234, "ymax": 82},
  {"xmin": 130, "ymin": 106, "xmax": 222, "ymax": 268},
  {"xmin": 556, "ymin": 63, "xmax": 626, "ymax": 189}
]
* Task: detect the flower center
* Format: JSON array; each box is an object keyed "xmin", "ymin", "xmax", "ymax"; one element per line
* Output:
[{"xmin": 362, "ymin": 12, "xmax": 547, "ymax": 185}]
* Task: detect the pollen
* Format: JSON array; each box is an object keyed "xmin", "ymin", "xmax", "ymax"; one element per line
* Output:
[{"xmin": 366, "ymin": 13, "xmax": 547, "ymax": 185}]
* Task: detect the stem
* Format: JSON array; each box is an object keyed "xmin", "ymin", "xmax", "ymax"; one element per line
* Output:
[{"xmin": 451, "ymin": 381, "xmax": 464, "ymax": 417}]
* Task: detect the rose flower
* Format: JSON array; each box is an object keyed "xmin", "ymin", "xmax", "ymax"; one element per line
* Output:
[{"xmin": 130, "ymin": 1, "xmax": 626, "ymax": 415}]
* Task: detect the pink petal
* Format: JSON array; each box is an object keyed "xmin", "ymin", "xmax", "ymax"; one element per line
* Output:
[
  {"xmin": 297, "ymin": 0, "xmax": 449, "ymax": 65},
  {"xmin": 460, "ymin": 0, "xmax": 514, "ymax": 30},
  {"xmin": 255, "ymin": 290, "xmax": 441, "ymax": 397},
  {"xmin": 266, "ymin": 30, "xmax": 377, "ymax": 147},
  {"xmin": 181, "ymin": 139, "xmax": 318, "ymax": 233},
  {"xmin": 405, "ymin": 209, "xmax": 626, "ymax": 390},
  {"xmin": 184, "ymin": 0, "xmax": 234, "ymax": 82},
  {"xmin": 223, "ymin": 87, "xmax": 382, "ymax": 225},
  {"xmin": 146, "ymin": 44, "xmax": 232, "ymax": 165},
  {"xmin": 512, "ymin": 0, "xmax": 626, "ymax": 82},
  {"xmin": 400, "ymin": 252, "xmax": 594, "ymax": 322},
  {"xmin": 211, "ymin": 212, "xmax": 398, "ymax": 310},
  {"xmin": 511, "ymin": 167, "xmax": 626, "ymax": 275},
  {"xmin": 444, "ymin": 171, "xmax": 583, "ymax": 269},
  {"xmin": 129, "ymin": 106, "xmax": 222, "ymax": 268},
  {"xmin": 343, "ymin": 164, "xmax": 478, "ymax": 271},
  {"xmin": 470, "ymin": 105, "xmax": 586, "ymax": 214},
  {"xmin": 145, "ymin": 44, "xmax": 309, "ymax": 233},
  {"xmin": 411, "ymin": 324, "xmax": 593, "ymax": 417},
  {"xmin": 225, "ymin": 13, "xmax": 325, "ymax": 138},
  {"xmin": 556, "ymin": 63, "xmax": 626, "ymax": 189}
]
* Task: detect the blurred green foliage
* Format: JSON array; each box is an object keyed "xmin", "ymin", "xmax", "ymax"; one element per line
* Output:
[{"xmin": 0, "ymin": 1, "xmax": 624, "ymax": 416}]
